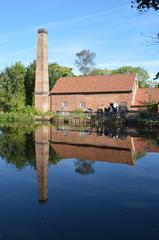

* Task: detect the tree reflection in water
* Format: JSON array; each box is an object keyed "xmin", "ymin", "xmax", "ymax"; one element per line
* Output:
[
  {"xmin": 0, "ymin": 125, "xmax": 60, "ymax": 169},
  {"xmin": 0, "ymin": 126, "xmax": 35, "ymax": 169},
  {"xmin": 74, "ymin": 159, "xmax": 95, "ymax": 175}
]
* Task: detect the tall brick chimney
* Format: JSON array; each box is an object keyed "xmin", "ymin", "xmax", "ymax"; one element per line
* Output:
[{"xmin": 35, "ymin": 28, "xmax": 49, "ymax": 112}]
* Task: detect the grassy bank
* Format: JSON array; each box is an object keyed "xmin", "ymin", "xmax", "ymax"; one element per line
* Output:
[
  {"xmin": 0, "ymin": 111, "xmax": 57, "ymax": 123},
  {"xmin": 0, "ymin": 110, "xmax": 87, "ymax": 124},
  {"xmin": 0, "ymin": 112, "xmax": 35, "ymax": 123}
]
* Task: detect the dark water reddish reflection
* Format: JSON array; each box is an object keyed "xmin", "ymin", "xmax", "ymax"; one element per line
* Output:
[{"xmin": 0, "ymin": 125, "xmax": 159, "ymax": 240}]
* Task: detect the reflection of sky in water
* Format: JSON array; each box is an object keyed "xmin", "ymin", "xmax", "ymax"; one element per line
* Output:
[{"xmin": 0, "ymin": 125, "xmax": 159, "ymax": 239}]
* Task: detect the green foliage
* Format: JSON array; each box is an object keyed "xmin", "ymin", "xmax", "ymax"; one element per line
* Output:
[
  {"xmin": 155, "ymin": 82, "xmax": 159, "ymax": 87},
  {"xmin": 0, "ymin": 61, "xmax": 74, "ymax": 111},
  {"xmin": 136, "ymin": 151, "xmax": 146, "ymax": 160},
  {"xmin": 49, "ymin": 63, "xmax": 74, "ymax": 90},
  {"xmin": 88, "ymin": 66, "xmax": 154, "ymax": 88},
  {"xmin": 0, "ymin": 125, "xmax": 61, "ymax": 170},
  {"xmin": 24, "ymin": 61, "xmax": 74, "ymax": 106},
  {"xmin": 111, "ymin": 66, "xmax": 152, "ymax": 87},
  {"xmin": 146, "ymin": 99, "xmax": 158, "ymax": 113},
  {"xmin": 139, "ymin": 110, "xmax": 150, "ymax": 118},
  {"xmin": 89, "ymin": 68, "xmax": 112, "ymax": 76},
  {"xmin": 75, "ymin": 49, "xmax": 96, "ymax": 75},
  {"xmin": 49, "ymin": 145, "xmax": 61, "ymax": 165},
  {"xmin": 0, "ymin": 126, "xmax": 35, "ymax": 169},
  {"xmin": 36, "ymin": 111, "xmax": 57, "ymax": 117},
  {"xmin": 132, "ymin": 0, "xmax": 159, "ymax": 11},
  {"xmin": 139, "ymin": 99, "xmax": 158, "ymax": 118},
  {"xmin": 0, "ymin": 112, "xmax": 35, "ymax": 123},
  {"xmin": 0, "ymin": 62, "xmax": 26, "ymax": 112},
  {"xmin": 74, "ymin": 160, "xmax": 95, "ymax": 175},
  {"xmin": 63, "ymin": 118, "xmax": 69, "ymax": 124},
  {"xmin": 139, "ymin": 129, "xmax": 159, "ymax": 145},
  {"xmin": 73, "ymin": 108, "xmax": 85, "ymax": 113},
  {"xmin": 71, "ymin": 108, "xmax": 86, "ymax": 118},
  {"xmin": 132, "ymin": 0, "xmax": 159, "ymax": 79},
  {"xmin": 24, "ymin": 61, "xmax": 36, "ymax": 106}
]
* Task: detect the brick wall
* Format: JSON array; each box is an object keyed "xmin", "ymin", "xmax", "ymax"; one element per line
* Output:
[{"xmin": 50, "ymin": 92, "xmax": 134, "ymax": 112}]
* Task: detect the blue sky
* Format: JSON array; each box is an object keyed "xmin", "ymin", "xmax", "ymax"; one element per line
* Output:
[{"xmin": 0, "ymin": 0, "xmax": 159, "ymax": 78}]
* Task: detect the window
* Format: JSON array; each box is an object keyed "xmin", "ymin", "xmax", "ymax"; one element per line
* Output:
[
  {"xmin": 80, "ymin": 102, "xmax": 86, "ymax": 109},
  {"xmin": 63, "ymin": 102, "xmax": 68, "ymax": 108},
  {"xmin": 63, "ymin": 130, "xmax": 68, "ymax": 136},
  {"xmin": 80, "ymin": 131, "xmax": 89, "ymax": 136}
]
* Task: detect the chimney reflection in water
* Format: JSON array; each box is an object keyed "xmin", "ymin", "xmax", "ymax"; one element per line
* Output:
[{"xmin": 35, "ymin": 126, "xmax": 49, "ymax": 203}]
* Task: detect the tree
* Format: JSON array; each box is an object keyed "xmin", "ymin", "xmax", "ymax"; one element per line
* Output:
[
  {"xmin": 49, "ymin": 63, "xmax": 74, "ymax": 90},
  {"xmin": 111, "ymin": 66, "xmax": 152, "ymax": 87},
  {"xmin": 24, "ymin": 62, "xmax": 74, "ymax": 107},
  {"xmin": 75, "ymin": 49, "xmax": 96, "ymax": 75},
  {"xmin": 0, "ymin": 61, "xmax": 74, "ymax": 111},
  {"xmin": 0, "ymin": 125, "xmax": 62, "ymax": 169},
  {"xmin": 0, "ymin": 62, "xmax": 26, "ymax": 112},
  {"xmin": 88, "ymin": 66, "xmax": 153, "ymax": 88},
  {"xmin": 132, "ymin": 0, "xmax": 159, "ymax": 79},
  {"xmin": 24, "ymin": 61, "xmax": 36, "ymax": 106},
  {"xmin": 74, "ymin": 160, "xmax": 95, "ymax": 175},
  {"xmin": 89, "ymin": 68, "xmax": 112, "ymax": 76},
  {"xmin": 131, "ymin": 0, "xmax": 159, "ymax": 11}
]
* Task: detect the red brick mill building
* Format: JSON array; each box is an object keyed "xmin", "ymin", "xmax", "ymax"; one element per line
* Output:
[
  {"xmin": 50, "ymin": 73, "xmax": 159, "ymax": 112},
  {"xmin": 35, "ymin": 29, "xmax": 159, "ymax": 113}
]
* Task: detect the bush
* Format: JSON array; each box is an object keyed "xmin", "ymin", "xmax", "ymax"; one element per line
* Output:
[
  {"xmin": 36, "ymin": 111, "xmax": 57, "ymax": 117},
  {"xmin": 0, "ymin": 112, "xmax": 35, "ymax": 123},
  {"xmin": 139, "ymin": 110, "xmax": 150, "ymax": 119},
  {"xmin": 64, "ymin": 118, "xmax": 69, "ymax": 124},
  {"xmin": 10, "ymin": 105, "xmax": 36, "ymax": 115},
  {"xmin": 146, "ymin": 99, "xmax": 158, "ymax": 113},
  {"xmin": 71, "ymin": 109, "xmax": 87, "ymax": 119},
  {"xmin": 73, "ymin": 108, "xmax": 85, "ymax": 113}
]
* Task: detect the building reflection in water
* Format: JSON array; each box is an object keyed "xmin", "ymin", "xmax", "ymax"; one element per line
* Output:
[
  {"xmin": 50, "ymin": 127, "xmax": 137, "ymax": 166},
  {"xmin": 49, "ymin": 126, "xmax": 159, "ymax": 167},
  {"xmin": 35, "ymin": 125, "xmax": 49, "ymax": 203},
  {"xmin": 35, "ymin": 125, "xmax": 159, "ymax": 202}
]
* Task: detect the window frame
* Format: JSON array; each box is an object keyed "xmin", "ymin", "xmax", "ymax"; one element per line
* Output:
[
  {"xmin": 80, "ymin": 102, "xmax": 86, "ymax": 109},
  {"xmin": 63, "ymin": 101, "xmax": 68, "ymax": 108}
]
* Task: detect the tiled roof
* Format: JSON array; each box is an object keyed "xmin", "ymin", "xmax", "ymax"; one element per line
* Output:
[
  {"xmin": 51, "ymin": 73, "xmax": 136, "ymax": 94},
  {"xmin": 51, "ymin": 144, "xmax": 134, "ymax": 165},
  {"xmin": 133, "ymin": 88, "xmax": 159, "ymax": 106}
]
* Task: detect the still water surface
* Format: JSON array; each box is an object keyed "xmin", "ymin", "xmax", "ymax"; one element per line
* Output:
[{"xmin": 0, "ymin": 125, "xmax": 159, "ymax": 239}]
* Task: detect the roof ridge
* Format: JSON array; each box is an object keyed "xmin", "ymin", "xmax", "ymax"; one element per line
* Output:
[{"xmin": 59, "ymin": 73, "xmax": 136, "ymax": 79}]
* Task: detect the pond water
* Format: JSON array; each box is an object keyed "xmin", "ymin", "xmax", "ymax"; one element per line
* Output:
[{"xmin": 0, "ymin": 124, "xmax": 159, "ymax": 240}]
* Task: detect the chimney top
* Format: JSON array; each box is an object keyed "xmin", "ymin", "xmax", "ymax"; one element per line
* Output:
[{"xmin": 38, "ymin": 28, "xmax": 48, "ymax": 34}]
